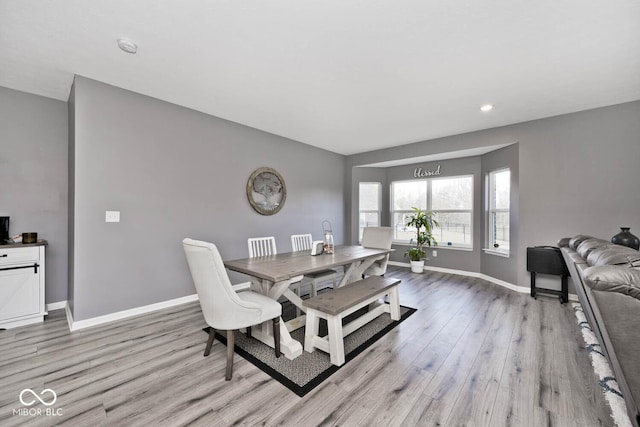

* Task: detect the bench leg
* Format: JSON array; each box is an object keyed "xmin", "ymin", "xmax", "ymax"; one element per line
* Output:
[
  {"xmin": 304, "ymin": 309, "xmax": 320, "ymax": 353},
  {"xmin": 327, "ymin": 314, "xmax": 345, "ymax": 366},
  {"xmin": 389, "ymin": 286, "xmax": 400, "ymax": 321}
]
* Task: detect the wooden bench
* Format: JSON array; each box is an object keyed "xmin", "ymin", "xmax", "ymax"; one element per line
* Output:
[{"xmin": 302, "ymin": 276, "xmax": 401, "ymax": 366}]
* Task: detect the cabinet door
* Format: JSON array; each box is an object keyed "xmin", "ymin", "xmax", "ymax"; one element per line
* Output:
[{"xmin": 0, "ymin": 266, "xmax": 40, "ymax": 321}]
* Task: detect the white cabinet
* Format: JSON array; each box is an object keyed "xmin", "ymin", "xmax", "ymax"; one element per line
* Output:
[{"xmin": 0, "ymin": 242, "xmax": 46, "ymax": 329}]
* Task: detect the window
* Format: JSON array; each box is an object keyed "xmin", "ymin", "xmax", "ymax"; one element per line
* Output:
[
  {"xmin": 487, "ymin": 169, "xmax": 510, "ymax": 253},
  {"xmin": 432, "ymin": 176, "xmax": 473, "ymax": 247},
  {"xmin": 359, "ymin": 182, "xmax": 381, "ymax": 241},
  {"xmin": 391, "ymin": 175, "xmax": 473, "ymax": 248}
]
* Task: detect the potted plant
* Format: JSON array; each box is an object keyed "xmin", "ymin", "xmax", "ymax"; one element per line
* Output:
[{"xmin": 404, "ymin": 207, "xmax": 439, "ymax": 273}]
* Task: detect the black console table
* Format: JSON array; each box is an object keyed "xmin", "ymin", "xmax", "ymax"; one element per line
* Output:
[{"xmin": 526, "ymin": 246, "xmax": 569, "ymax": 303}]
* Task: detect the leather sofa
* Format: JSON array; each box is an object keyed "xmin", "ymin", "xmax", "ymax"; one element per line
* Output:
[{"xmin": 558, "ymin": 235, "xmax": 640, "ymax": 426}]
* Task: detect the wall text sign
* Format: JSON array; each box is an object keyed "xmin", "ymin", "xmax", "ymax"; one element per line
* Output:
[{"xmin": 413, "ymin": 165, "xmax": 441, "ymax": 178}]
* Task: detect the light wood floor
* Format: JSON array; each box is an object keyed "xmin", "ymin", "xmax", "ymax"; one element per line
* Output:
[{"xmin": 0, "ymin": 266, "xmax": 613, "ymax": 427}]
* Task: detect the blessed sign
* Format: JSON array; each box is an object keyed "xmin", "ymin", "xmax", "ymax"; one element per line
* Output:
[{"xmin": 413, "ymin": 165, "xmax": 441, "ymax": 178}]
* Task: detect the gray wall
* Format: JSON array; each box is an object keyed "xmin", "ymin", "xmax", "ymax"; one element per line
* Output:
[
  {"xmin": 350, "ymin": 146, "xmax": 519, "ymax": 284},
  {"xmin": 4, "ymin": 78, "xmax": 638, "ymax": 317},
  {"xmin": 347, "ymin": 101, "xmax": 640, "ymax": 290},
  {"xmin": 69, "ymin": 76, "xmax": 346, "ymax": 321},
  {"xmin": 0, "ymin": 86, "xmax": 69, "ymax": 304},
  {"xmin": 67, "ymin": 83, "xmax": 76, "ymax": 313},
  {"xmin": 351, "ymin": 156, "xmax": 499, "ymax": 277},
  {"xmin": 385, "ymin": 157, "xmax": 482, "ymax": 272},
  {"xmin": 516, "ymin": 102, "xmax": 640, "ymax": 291},
  {"xmin": 481, "ymin": 143, "xmax": 519, "ymax": 284}
]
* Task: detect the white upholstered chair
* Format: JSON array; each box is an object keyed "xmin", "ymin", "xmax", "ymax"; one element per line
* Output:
[
  {"xmin": 361, "ymin": 227, "xmax": 394, "ymax": 277},
  {"xmin": 291, "ymin": 233, "xmax": 337, "ymax": 296},
  {"xmin": 183, "ymin": 238, "xmax": 282, "ymax": 380}
]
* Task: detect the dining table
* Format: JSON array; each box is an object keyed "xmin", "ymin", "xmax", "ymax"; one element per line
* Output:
[{"xmin": 224, "ymin": 245, "xmax": 393, "ymax": 359}]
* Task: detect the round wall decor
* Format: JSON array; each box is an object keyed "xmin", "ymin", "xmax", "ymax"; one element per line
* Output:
[{"xmin": 246, "ymin": 167, "xmax": 287, "ymax": 215}]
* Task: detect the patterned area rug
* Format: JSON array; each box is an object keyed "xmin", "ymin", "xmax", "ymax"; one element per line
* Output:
[
  {"xmin": 207, "ymin": 301, "xmax": 416, "ymax": 397},
  {"xmin": 572, "ymin": 303, "xmax": 632, "ymax": 427}
]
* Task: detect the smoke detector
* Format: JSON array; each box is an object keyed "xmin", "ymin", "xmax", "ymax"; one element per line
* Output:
[{"xmin": 117, "ymin": 38, "xmax": 138, "ymax": 54}]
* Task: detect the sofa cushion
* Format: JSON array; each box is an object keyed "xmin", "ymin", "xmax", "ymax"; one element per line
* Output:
[
  {"xmin": 569, "ymin": 234, "xmax": 594, "ymax": 250},
  {"xmin": 576, "ymin": 238, "xmax": 611, "ymax": 259},
  {"xmin": 583, "ymin": 265, "xmax": 640, "ymax": 300},
  {"xmin": 587, "ymin": 246, "xmax": 640, "ymax": 267}
]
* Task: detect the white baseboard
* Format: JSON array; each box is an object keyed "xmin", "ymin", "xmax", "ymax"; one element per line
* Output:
[
  {"xmin": 46, "ymin": 300, "xmax": 67, "ymax": 311},
  {"xmin": 67, "ymin": 294, "xmax": 199, "ymax": 332},
  {"xmin": 61, "ymin": 263, "xmax": 578, "ymax": 332},
  {"xmin": 387, "ymin": 261, "xmax": 578, "ymax": 302},
  {"xmin": 65, "ymin": 303, "xmax": 74, "ymax": 331}
]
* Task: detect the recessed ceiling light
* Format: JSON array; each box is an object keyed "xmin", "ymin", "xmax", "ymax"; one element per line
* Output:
[
  {"xmin": 480, "ymin": 104, "xmax": 494, "ymax": 112},
  {"xmin": 117, "ymin": 38, "xmax": 138, "ymax": 54}
]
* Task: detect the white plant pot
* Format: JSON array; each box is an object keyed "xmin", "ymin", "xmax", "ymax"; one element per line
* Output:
[{"xmin": 410, "ymin": 260, "xmax": 425, "ymax": 273}]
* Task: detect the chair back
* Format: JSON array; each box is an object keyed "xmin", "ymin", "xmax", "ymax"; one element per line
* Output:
[
  {"xmin": 362, "ymin": 227, "xmax": 394, "ymax": 275},
  {"xmin": 362, "ymin": 227, "xmax": 394, "ymax": 250},
  {"xmin": 248, "ymin": 236, "xmax": 277, "ymax": 257},
  {"xmin": 183, "ymin": 238, "xmax": 263, "ymax": 329},
  {"xmin": 291, "ymin": 234, "xmax": 313, "ymax": 251}
]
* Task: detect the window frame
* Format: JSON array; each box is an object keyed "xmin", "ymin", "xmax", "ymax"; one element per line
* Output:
[
  {"xmin": 485, "ymin": 168, "xmax": 510, "ymax": 256},
  {"xmin": 390, "ymin": 174, "xmax": 474, "ymax": 249},
  {"xmin": 358, "ymin": 182, "xmax": 382, "ymax": 242}
]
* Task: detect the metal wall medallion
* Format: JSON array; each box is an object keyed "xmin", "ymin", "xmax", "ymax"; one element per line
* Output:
[{"xmin": 246, "ymin": 167, "xmax": 287, "ymax": 215}]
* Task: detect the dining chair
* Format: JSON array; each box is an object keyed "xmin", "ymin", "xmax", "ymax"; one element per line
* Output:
[
  {"xmin": 291, "ymin": 233, "xmax": 337, "ymax": 296},
  {"xmin": 361, "ymin": 227, "xmax": 394, "ymax": 277},
  {"xmin": 183, "ymin": 238, "xmax": 282, "ymax": 381},
  {"xmin": 248, "ymin": 236, "xmax": 304, "ymax": 298},
  {"xmin": 247, "ymin": 236, "xmax": 278, "ymax": 258}
]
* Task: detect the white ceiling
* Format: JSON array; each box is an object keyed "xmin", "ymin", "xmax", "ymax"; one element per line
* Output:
[{"xmin": 1, "ymin": 1, "xmax": 639, "ymax": 156}]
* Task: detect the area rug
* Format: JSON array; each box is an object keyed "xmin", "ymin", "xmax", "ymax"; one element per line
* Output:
[
  {"xmin": 572, "ymin": 303, "xmax": 632, "ymax": 427},
  {"xmin": 206, "ymin": 301, "xmax": 416, "ymax": 397}
]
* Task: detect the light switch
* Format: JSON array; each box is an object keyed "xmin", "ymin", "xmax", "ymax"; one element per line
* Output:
[
  {"xmin": 432, "ymin": 250, "xmax": 437, "ymax": 257},
  {"xmin": 105, "ymin": 211, "xmax": 120, "ymax": 223}
]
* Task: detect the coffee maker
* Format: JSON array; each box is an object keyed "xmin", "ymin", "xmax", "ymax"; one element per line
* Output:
[{"xmin": 0, "ymin": 217, "xmax": 9, "ymax": 245}]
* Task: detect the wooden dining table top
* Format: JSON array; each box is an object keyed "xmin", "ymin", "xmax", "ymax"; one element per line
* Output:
[{"xmin": 224, "ymin": 245, "xmax": 393, "ymax": 283}]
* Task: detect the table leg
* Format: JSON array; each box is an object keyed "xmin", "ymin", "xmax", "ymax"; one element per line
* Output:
[
  {"xmin": 337, "ymin": 257, "xmax": 381, "ymax": 287},
  {"xmin": 337, "ymin": 258, "xmax": 377, "ymax": 288},
  {"xmin": 249, "ymin": 317, "xmax": 302, "ymax": 360},
  {"xmin": 246, "ymin": 278, "xmax": 303, "ymax": 360},
  {"xmin": 337, "ymin": 262, "xmax": 359, "ymax": 287},
  {"xmin": 282, "ymin": 288, "xmax": 307, "ymax": 332}
]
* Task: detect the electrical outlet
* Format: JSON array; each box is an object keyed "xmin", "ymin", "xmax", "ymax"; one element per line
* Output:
[
  {"xmin": 432, "ymin": 250, "xmax": 437, "ymax": 257},
  {"xmin": 105, "ymin": 211, "xmax": 120, "ymax": 223}
]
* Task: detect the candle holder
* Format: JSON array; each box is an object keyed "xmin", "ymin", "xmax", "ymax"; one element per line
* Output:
[{"xmin": 322, "ymin": 220, "xmax": 334, "ymax": 254}]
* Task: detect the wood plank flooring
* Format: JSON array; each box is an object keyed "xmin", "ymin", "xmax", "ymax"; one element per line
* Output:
[{"xmin": 0, "ymin": 267, "xmax": 614, "ymax": 426}]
